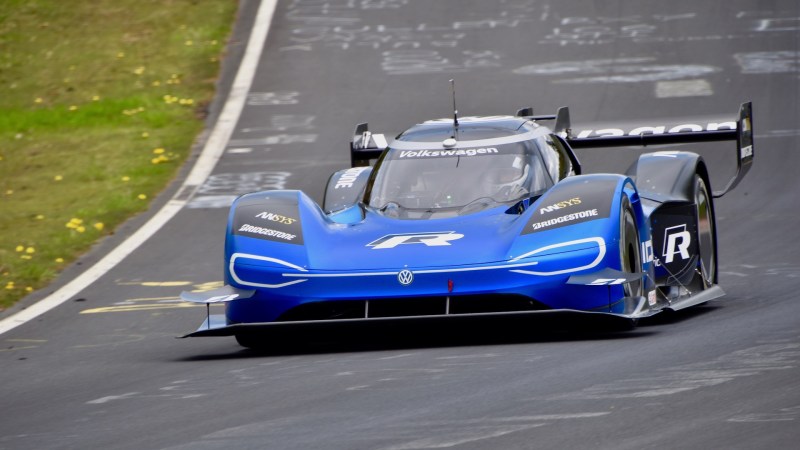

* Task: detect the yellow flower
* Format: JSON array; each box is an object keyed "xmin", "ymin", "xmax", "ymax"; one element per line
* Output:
[
  {"xmin": 25, "ymin": 247, "xmax": 35, "ymax": 254},
  {"xmin": 5, "ymin": 282, "xmax": 14, "ymax": 290},
  {"xmin": 69, "ymin": 105, "xmax": 78, "ymax": 111},
  {"xmin": 20, "ymin": 255, "xmax": 32, "ymax": 260},
  {"xmin": 5, "ymin": 190, "xmax": 13, "ymax": 195},
  {"xmin": 26, "ymin": 287, "xmax": 33, "ymax": 292},
  {"xmin": 35, "ymin": 214, "xmax": 45, "ymax": 220},
  {"xmin": 138, "ymin": 194, "xmax": 147, "ymax": 200},
  {"xmin": 185, "ymin": 40, "xmax": 193, "ymax": 46},
  {"xmin": 92, "ymin": 95, "xmax": 100, "ymax": 101},
  {"xmin": 54, "ymin": 175, "xmax": 63, "ymax": 181},
  {"xmin": 66, "ymin": 218, "xmax": 83, "ymax": 229},
  {"xmin": 34, "ymin": 97, "xmax": 43, "ymax": 104},
  {"xmin": 117, "ymin": 52, "xmax": 125, "ymax": 58},
  {"xmin": 76, "ymin": 226, "xmax": 86, "ymax": 233},
  {"xmin": 93, "ymin": 222, "xmax": 104, "ymax": 231},
  {"xmin": 121, "ymin": 176, "xmax": 130, "ymax": 182},
  {"xmin": 15, "ymin": 245, "xmax": 24, "ymax": 252},
  {"xmin": 141, "ymin": 132, "xmax": 149, "ymax": 138},
  {"xmin": 152, "ymin": 80, "xmax": 161, "ymax": 87},
  {"xmin": 55, "ymin": 258, "xmax": 64, "ymax": 263},
  {"xmin": 153, "ymin": 148, "xmax": 165, "ymax": 154},
  {"xmin": 134, "ymin": 66, "xmax": 145, "ymax": 75}
]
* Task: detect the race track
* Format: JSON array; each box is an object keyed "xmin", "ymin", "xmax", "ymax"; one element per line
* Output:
[{"xmin": 2, "ymin": 1, "xmax": 799, "ymax": 449}]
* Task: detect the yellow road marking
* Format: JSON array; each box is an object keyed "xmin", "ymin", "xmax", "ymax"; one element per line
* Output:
[
  {"xmin": 80, "ymin": 280, "xmax": 227, "ymax": 314},
  {"xmin": 0, "ymin": 346, "xmax": 39, "ymax": 352},
  {"xmin": 116, "ymin": 281, "xmax": 194, "ymax": 287},
  {"xmin": 81, "ymin": 303, "xmax": 204, "ymax": 314},
  {"xmin": 118, "ymin": 296, "xmax": 182, "ymax": 302}
]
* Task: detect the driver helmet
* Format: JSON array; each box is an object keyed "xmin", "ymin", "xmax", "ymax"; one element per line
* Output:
[{"xmin": 484, "ymin": 155, "xmax": 530, "ymax": 200}]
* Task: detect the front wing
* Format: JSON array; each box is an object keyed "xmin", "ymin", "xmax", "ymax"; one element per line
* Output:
[{"xmin": 181, "ymin": 295, "xmax": 655, "ymax": 338}]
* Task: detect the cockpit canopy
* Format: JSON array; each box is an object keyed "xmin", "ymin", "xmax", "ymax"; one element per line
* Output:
[{"xmin": 365, "ymin": 117, "xmax": 576, "ymax": 218}]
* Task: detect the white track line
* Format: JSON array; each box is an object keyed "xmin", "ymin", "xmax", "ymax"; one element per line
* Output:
[{"xmin": 0, "ymin": 0, "xmax": 279, "ymax": 336}]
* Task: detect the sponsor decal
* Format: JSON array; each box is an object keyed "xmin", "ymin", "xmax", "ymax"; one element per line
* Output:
[
  {"xmin": 648, "ymin": 290, "xmax": 657, "ymax": 307},
  {"xmin": 238, "ymin": 224, "xmax": 297, "ymax": 242},
  {"xmin": 539, "ymin": 197, "xmax": 581, "ymax": 214},
  {"xmin": 205, "ymin": 294, "xmax": 240, "ymax": 303},
  {"xmin": 642, "ymin": 239, "xmax": 654, "ymax": 264},
  {"xmin": 397, "ymin": 269, "xmax": 414, "ymax": 286},
  {"xmin": 398, "ymin": 148, "xmax": 498, "ymax": 158},
  {"xmin": 232, "ymin": 193, "xmax": 304, "ymax": 245},
  {"xmin": 740, "ymin": 145, "xmax": 753, "ymax": 159},
  {"xmin": 530, "ymin": 209, "xmax": 599, "ymax": 231},
  {"xmin": 255, "ymin": 211, "xmax": 297, "ymax": 225},
  {"xmin": 523, "ymin": 178, "xmax": 616, "ymax": 235},
  {"xmin": 575, "ymin": 121, "xmax": 736, "ymax": 139},
  {"xmin": 334, "ymin": 167, "xmax": 369, "ymax": 190},
  {"xmin": 662, "ymin": 224, "xmax": 692, "ymax": 263},
  {"xmin": 367, "ymin": 231, "xmax": 464, "ymax": 249},
  {"xmin": 588, "ymin": 278, "xmax": 627, "ymax": 286}
]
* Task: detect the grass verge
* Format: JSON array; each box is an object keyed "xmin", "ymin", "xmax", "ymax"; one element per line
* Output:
[{"xmin": 0, "ymin": 0, "xmax": 237, "ymax": 310}]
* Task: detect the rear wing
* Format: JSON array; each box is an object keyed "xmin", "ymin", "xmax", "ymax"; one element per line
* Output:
[
  {"xmin": 350, "ymin": 123, "xmax": 388, "ymax": 167},
  {"xmin": 522, "ymin": 102, "xmax": 753, "ymax": 198}
]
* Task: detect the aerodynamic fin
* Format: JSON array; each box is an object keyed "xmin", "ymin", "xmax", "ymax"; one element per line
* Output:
[
  {"xmin": 556, "ymin": 102, "xmax": 753, "ymax": 198},
  {"xmin": 350, "ymin": 123, "xmax": 388, "ymax": 167}
]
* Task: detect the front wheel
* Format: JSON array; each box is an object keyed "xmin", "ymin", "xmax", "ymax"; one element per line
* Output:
[
  {"xmin": 619, "ymin": 196, "xmax": 643, "ymax": 298},
  {"xmin": 235, "ymin": 333, "xmax": 270, "ymax": 350}
]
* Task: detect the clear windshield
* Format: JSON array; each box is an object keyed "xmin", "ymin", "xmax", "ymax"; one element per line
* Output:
[{"xmin": 368, "ymin": 141, "xmax": 552, "ymax": 214}]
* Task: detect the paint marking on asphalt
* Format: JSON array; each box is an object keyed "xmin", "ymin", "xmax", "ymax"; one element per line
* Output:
[
  {"xmin": 0, "ymin": 0, "xmax": 279, "ymax": 336},
  {"xmin": 86, "ymin": 392, "xmax": 140, "ymax": 405},
  {"xmin": 655, "ymin": 79, "xmax": 713, "ymax": 98},
  {"xmin": 80, "ymin": 303, "xmax": 202, "ymax": 314}
]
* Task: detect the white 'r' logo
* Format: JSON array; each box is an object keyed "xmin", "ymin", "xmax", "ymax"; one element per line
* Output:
[
  {"xmin": 367, "ymin": 232, "xmax": 464, "ymax": 249},
  {"xmin": 663, "ymin": 225, "xmax": 691, "ymax": 263}
]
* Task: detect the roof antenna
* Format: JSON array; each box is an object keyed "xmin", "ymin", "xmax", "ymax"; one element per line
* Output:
[{"xmin": 450, "ymin": 79, "xmax": 459, "ymax": 129}]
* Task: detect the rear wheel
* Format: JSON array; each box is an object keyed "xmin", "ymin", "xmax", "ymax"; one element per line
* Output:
[
  {"xmin": 619, "ymin": 196, "xmax": 643, "ymax": 298},
  {"xmin": 693, "ymin": 175, "xmax": 717, "ymax": 289}
]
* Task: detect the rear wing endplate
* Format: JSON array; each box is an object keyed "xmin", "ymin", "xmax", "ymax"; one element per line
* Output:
[
  {"xmin": 350, "ymin": 123, "xmax": 388, "ymax": 167},
  {"xmin": 537, "ymin": 102, "xmax": 753, "ymax": 198}
]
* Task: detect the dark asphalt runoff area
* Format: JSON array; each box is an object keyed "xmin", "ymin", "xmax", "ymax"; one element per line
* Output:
[{"xmin": 2, "ymin": 1, "xmax": 799, "ymax": 449}]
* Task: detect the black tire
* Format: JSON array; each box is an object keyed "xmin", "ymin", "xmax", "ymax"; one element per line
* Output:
[
  {"xmin": 235, "ymin": 333, "xmax": 268, "ymax": 350},
  {"xmin": 619, "ymin": 196, "xmax": 643, "ymax": 298},
  {"xmin": 692, "ymin": 174, "xmax": 717, "ymax": 289}
]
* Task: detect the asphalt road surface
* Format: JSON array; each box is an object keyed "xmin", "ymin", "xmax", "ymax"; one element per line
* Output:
[{"xmin": 2, "ymin": 1, "xmax": 799, "ymax": 449}]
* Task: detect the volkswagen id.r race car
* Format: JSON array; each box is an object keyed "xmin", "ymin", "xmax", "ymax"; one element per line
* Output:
[{"xmin": 181, "ymin": 101, "xmax": 754, "ymax": 348}]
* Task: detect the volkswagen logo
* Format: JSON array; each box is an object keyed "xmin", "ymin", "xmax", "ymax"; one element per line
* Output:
[{"xmin": 397, "ymin": 269, "xmax": 414, "ymax": 286}]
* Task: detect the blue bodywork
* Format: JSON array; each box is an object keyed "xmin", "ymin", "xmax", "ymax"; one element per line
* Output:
[
  {"xmin": 182, "ymin": 104, "xmax": 754, "ymax": 341},
  {"xmin": 196, "ymin": 174, "xmax": 657, "ymax": 334}
]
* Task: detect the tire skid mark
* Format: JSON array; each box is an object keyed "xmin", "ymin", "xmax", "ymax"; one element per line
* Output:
[{"xmin": 561, "ymin": 341, "xmax": 800, "ymax": 400}]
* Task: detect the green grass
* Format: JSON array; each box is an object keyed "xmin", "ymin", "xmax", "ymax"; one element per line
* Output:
[{"xmin": 0, "ymin": 0, "xmax": 237, "ymax": 309}]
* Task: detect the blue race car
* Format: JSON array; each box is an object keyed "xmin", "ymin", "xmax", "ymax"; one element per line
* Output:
[{"xmin": 182, "ymin": 102, "xmax": 753, "ymax": 348}]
